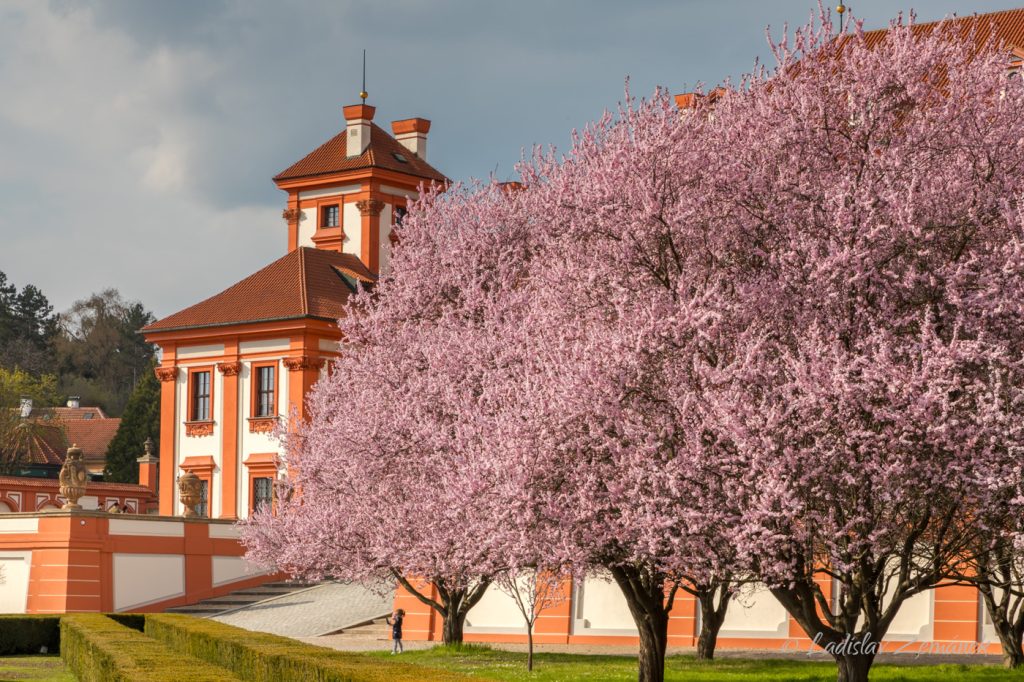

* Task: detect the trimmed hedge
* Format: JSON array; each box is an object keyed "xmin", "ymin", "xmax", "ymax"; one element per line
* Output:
[
  {"xmin": 61, "ymin": 613, "xmax": 241, "ymax": 682},
  {"xmin": 145, "ymin": 613, "xmax": 479, "ymax": 682},
  {"xmin": 106, "ymin": 613, "xmax": 146, "ymax": 632},
  {"xmin": 0, "ymin": 615, "xmax": 60, "ymax": 655}
]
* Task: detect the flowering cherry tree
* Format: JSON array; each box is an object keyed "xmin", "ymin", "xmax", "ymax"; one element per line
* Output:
[
  {"xmin": 698, "ymin": 12, "xmax": 1024, "ymax": 682},
  {"xmin": 502, "ymin": 85, "xmax": 758, "ymax": 681},
  {"xmin": 246, "ymin": 8, "xmax": 1024, "ymax": 682},
  {"xmin": 241, "ymin": 182, "xmax": 536, "ymax": 644}
]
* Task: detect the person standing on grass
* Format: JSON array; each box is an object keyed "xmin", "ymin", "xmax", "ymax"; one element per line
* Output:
[{"xmin": 386, "ymin": 608, "xmax": 405, "ymax": 654}]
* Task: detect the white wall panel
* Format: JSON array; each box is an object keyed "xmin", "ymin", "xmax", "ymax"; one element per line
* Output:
[
  {"xmin": 0, "ymin": 551, "xmax": 31, "ymax": 613},
  {"xmin": 212, "ymin": 556, "xmax": 266, "ymax": 586},
  {"xmin": 0, "ymin": 517, "xmax": 39, "ymax": 534},
  {"xmin": 574, "ymin": 573, "xmax": 637, "ymax": 633},
  {"xmin": 113, "ymin": 554, "xmax": 185, "ymax": 611},
  {"xmin": 720, "ymin": 585, "xmax": 789, "ymax": 638}
]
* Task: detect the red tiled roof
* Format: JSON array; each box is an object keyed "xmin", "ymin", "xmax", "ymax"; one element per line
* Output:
[
  {"xmin": 274, "ymin": 123, "xmax": 448, "ymax": 183},
  {"xmin": 858, "ymin": 8, "xmax": 1024, "ymax": 50},
  {"xmin": 678, "ymin": 8, "xmax": 1024, "ymax": 110},
  {"xmin": 8, "ymin": 422, "xmax": 67, "ymax": 467},
  {"xmin": 63, "ymin": 418, "xmax": 121, "ymax": 461},
  {"xmin": 34, "ymin": 406, "xmax": 108, "ymax": 421},
  {"xmin": 143, "ymin": 248, "xmax": 376, "ymax": 333}
]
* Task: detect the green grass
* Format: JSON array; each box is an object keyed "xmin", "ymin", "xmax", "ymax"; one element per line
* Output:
[
  {"xmin": 368, "ymin": 646, "xmax": 1023, "ymax": 682},
  {"xmin": 0, "ymin": 655, "xmax": 75, "ymax": 682}
]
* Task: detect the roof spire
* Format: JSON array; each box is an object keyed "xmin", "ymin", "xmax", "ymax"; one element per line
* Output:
[{"xmin": 359, "ymin": 49, "xmax": 368, "ymax": 103}]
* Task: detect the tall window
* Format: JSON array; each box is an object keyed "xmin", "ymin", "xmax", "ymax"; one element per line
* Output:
[
  {"xmin": 253, "ymin": 477, "xmax": 273, "ymax": 514},
  {"xmin": 190, "ymin": 370, "xmax": 211, "ymax": 421},
  {"xmin": 255, "ymin": 365, "xmax": 275, "ymax": 417},
  {"xmin": 394, "ymin": 206, "xmax": 407, "ymax": 227},
  {"xmin": 321, "ymin": 204, "xmax": 339, "ymax": 228},
  {"xmin": 198, "ymin": 479, "xmax": 209, "ymax": 518}
]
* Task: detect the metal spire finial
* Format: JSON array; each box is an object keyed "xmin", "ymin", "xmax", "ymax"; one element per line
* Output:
[{"xmin": 359, "ymin": 49, "xmax": 368, "ymax": 102}]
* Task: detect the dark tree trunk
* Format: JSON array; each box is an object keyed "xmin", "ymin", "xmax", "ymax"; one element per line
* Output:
[
  {"xmin": 694, "ymin": 581, "xmax": 731, "ymax": 661},
  {"xmin": 835, "ymin": 652, "xmax": 874, "ymax": 682},
  {"xmin": 608, "ymin": 564, "xmax": 675, "ymax": 682},
  {"xmin": 442, "ymin": 612, "xmax": 465, "ymax": 645},
  {"xmin": 696, "ymin": 616, "xmax": 720, "ymax": 661},
  {"xmin": 770, "ymin": 585, "xmax": 883, "ymax": 682},
  {"xmin": 636, "ymin": 612, "xmax": 669, "ymax": 682},
  {"xmin": 391, "ymin": 570, "xmax": 491, "ymax": 647},
  {"xmin": 979, "ymin": 586, "xmax": 1024, "ymax": 669},
  {"xmin": 527, "ymin": 625, "xmax": 534, "ymax": 671}
]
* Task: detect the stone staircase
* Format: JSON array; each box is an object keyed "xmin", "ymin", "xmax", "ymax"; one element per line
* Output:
[
  {"xmin": 164, "ymin": 580, "xmax": 319, "ymax": 617},
  {"xmin": 322, "ymin": 616, "xmax": 392, "ymax": 642}
]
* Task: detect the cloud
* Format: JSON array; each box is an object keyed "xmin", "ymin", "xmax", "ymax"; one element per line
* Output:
[{"xmin": 1, "ymin": 0, "xmax": 1021, "ymax": 319}]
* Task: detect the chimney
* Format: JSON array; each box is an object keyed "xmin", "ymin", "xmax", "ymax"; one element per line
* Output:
[
  {"xmin": 391, "ymin": 118, "xmax": 431, "ymax": 160},
  {"xmin": 343, "ymin": 104, "xmax": 376, "ymax": 157},
  {"xmin": 19, "ymin": 397, "xmax": 32, "ymax": 418},
  {"xmin": 67, "ymin": 396, "xmax": 81, "ymax": 409}
]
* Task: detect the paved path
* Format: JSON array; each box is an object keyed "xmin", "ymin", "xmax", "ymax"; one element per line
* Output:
[
  {"xmin": 211, "ymin": 581, "xmax": 391, "ymax": 638},
  {"xmin": 303, "ymin": 635, "xmax": 1005, "ymax": 666}
]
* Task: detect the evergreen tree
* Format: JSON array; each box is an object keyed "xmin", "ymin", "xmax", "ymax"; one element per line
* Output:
[
  {"xmin": 0, "ymin": 271, "xmax": 57, "ymax": 375},
  {"xmin": 103, "ymin": 364, "xmax": 159, "ymax": 483}
]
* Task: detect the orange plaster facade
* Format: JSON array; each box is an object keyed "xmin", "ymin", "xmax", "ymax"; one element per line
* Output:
[
  {"xmin": 393, "ymin": 577, "xmax": 1001, "ymax": 655},
  {"xmin": 0, "ymin": 511, "xmax": 281, "ymax": 614},
  {"xmin": 145, "ymin": 320, "xmax": 339, "ymax": 521}
]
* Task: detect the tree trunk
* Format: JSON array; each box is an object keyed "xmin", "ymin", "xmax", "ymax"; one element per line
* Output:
[
  {"xmin": 527, "ymin": 625, "xmax": 534, "ymax": 671},
  {"xmin": 835, "ymin": 652, "xmax": 874, "ymax": 682},
  {"xmin": 979, "ymin": 585, "xmax": 1024, "ymax": 669},
  {"xmin": 694, "ymin": 582, "xmax": 730, "ymax": 661},
  {"xmin": 636, "ymin": 614, "xmax": 668, "ymax": 682},
  {"xmin": 990, "ymin": 617, "xmax": 1024, "ymax": 669},
  {"xmin": 442, "ymin": 609, "xmax": 465, "ymax": 645},
  {"xmin": 608, "ymin": 565, "xmax": 673, "ymax": 682},
  {"xmin": 391, "ymin": 572, "xmax": 490, "ymax": 647},
  {"xmin": 696, "ymin": 618, "xmax": 720, "ymax": 661}
]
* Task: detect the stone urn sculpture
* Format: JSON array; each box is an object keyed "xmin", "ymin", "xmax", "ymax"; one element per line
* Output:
[
  {"xmin": 59, "ymin": 444, "xmax": 89, "ymax": 511},
  {"xmin": 177, "ymin": 471, "xmax": 202, "ymax": 518}
]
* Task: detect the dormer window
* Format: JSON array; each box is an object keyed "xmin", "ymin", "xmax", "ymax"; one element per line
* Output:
[{"xmin": 321, "ymin": 204, "xmax": 339, "ymax": 228}]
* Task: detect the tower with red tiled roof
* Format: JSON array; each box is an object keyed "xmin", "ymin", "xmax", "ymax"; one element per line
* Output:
[
  {"xmin": 142, "ymin": 101, "xmax": 445, "ymax": 519},
  {"xmin": 274, "ymin": 104, "xmax": 446, "ymax": 274}
]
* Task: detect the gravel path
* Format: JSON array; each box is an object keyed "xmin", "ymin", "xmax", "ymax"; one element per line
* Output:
[{"xmin": 212, "ymin": 581, "xmax": 391, "ymax": 638}]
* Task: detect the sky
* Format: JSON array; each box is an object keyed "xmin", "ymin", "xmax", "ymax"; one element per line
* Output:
[{"xmin": 2, "ymin": 0, "xmax": 1021, "ymax": 319}]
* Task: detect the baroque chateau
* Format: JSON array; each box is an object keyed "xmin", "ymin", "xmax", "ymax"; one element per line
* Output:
[
  {"xmin": 2, "ymin": 6, "xmax": 1024, "ymax": 653},
  {"xmin": 141, "ymin": 103, "xmax": 444, "ymax": 520}
]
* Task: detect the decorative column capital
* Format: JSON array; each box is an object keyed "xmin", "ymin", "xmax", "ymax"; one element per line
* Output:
[
  {"xmin": 217, "ymin": 361, "xmax": 242, "ymax": 376},
  {"xmin": 355, "ymin": 199, "xmax": 385, "ymax": 217},
  {"xmin": 283, "ymin": 356, "xmax": 324, "ymax": 372},
  {"xmin": 282, "ymin": 208, "xmax": 304, "ymax": 224},
  {"xmin": 155, "ymin": 367, "xmax": 178, "ymax": 382}
]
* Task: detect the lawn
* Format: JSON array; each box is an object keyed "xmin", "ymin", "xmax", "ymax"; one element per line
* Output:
[
  {"xmin": 369, "ymin": 646, "xmax": 1024, "ymax": 682},
  {"xmin": 0, "ymin": 656, "xmax": 74, "ymax": 682}
]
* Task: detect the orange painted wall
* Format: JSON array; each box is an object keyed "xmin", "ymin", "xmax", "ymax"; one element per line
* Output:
[
  {"xmin": 393, "ymin": 576, "xmax": 998, "ymax": 655},
  {"xmin": 0, "ymin": 511, "xmax": 281, "ymax": 614}
]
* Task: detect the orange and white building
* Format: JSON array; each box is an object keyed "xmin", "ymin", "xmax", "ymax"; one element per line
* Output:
[
  {"xmin": 6, "ymin": 4, "xmax": 1021, "ymax": 649},
  {"xmin": 141, "ymin": 103, "xmax": 446, "ymax": 521}
]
